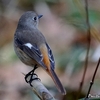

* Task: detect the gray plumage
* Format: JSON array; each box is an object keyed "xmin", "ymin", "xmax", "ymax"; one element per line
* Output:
[{"xmin": 14, "ymin": 11, "xmax": 66, "ymax": 95}]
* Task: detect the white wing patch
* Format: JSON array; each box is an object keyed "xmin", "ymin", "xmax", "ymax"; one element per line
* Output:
[{"xmin": 24, "ymin": 43, "xmax": 33, "ymax": 49}]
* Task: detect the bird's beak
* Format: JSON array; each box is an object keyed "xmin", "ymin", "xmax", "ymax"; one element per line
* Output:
[{"xmin": 38, "ymin": 15, "xmax": 43, "ymax": 19}]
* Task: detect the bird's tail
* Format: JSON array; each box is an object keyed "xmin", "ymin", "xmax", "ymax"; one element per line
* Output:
[{"xmin": 48, "ymin": 68, "xmax": 66, "ymax": 95}]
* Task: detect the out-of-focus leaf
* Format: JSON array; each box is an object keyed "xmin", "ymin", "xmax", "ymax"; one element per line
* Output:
[
  {"xmin": 63, "ymin": 90, "xmax": 85, "ymax": 100},
  {"xmin": 65, "ymin": 10, "xmax": 100, "ymax": 31},
  {"xmin": 66, "ymin": 45, "xmax": 86, "ymax": 74},
  {"xmin": 57, "ymin": 44, "xmax": 91, "ymax": 75},
  {"xmin": 44, "ymin": 0, "xmax": 59, "ymax": 3},
  {"xmin": 64, "ymin": 9, "xmax": 100, "ymax": 42},
  {"xmin": 79, "ymin": 98, "xmax": 100, "ymax": 100},
  {"xmin": 0, "ymin": 43, "xmax": 18, "ymax": 65},
  {"xmin": 73, "ymin": 0, "xmax": 85, "ymax": 12},
  {"xmin": 64, "ymin": 0, "xmax": 100, "ymax": 42}
]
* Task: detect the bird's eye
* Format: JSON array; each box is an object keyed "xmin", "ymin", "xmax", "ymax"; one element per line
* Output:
[{"xmin": 34, "ymin": 17, "xmax": 37, "ymax": 20}]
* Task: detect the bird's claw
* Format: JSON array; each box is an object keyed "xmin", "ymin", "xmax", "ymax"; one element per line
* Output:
[
  {"xmin": 25, "ymin": 72, "xmax": 38, "ymax": 83},
  {"xmin": 25, "ymin": 72, "xmax": 41, "ymax": 87}
]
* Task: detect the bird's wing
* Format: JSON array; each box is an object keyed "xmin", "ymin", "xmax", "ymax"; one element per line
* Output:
[
  {"xmin": 14, "ymin": 31, "xmax": 47, "ymax": 69},
  {"xmin": 46, "ymin": 43, "xmax": 55, "ymax": 69},
  {"xmin": 45, "ymin": 43, "xmax": 66, "ymax": 94}
]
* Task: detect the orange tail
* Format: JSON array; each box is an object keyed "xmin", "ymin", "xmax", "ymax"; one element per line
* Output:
[{"xmin": 48, "ymin": 68, "xmax": 66, "ymax": 95}]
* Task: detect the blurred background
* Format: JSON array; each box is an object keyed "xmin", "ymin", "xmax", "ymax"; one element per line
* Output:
[{"xmin": 0, "ymin": 0, "xmax": 100, "ymax": 100}]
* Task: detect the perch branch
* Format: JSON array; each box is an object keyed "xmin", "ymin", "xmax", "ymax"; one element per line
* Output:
[{"xmin": 22, "ymin": 73, "xmax": 56, "ymax": 100}]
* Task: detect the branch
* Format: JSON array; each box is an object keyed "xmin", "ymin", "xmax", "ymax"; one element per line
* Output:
[
  {"xmin": 80, "ymin": 0, "xmax": 91, "ymax": 91},
  {"xmin": 77, "ymin": 0, "xmax": 91, "ymax": 99},
  {"xmin": 22, "ymin": 73, "xmax": 56, "ymax": 100},
  {"xmin": 85, "ymin": 58, "xmax": 100, "ymax": 100}
]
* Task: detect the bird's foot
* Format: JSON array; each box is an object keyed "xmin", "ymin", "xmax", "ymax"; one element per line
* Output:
[{"xmin": 25, "ymin": 71, "xmax": 40, "ymax": 87}]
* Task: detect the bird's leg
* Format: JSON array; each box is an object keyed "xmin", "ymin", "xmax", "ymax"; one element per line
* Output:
[{"xmin": 25, "ymin": 64, "xmax": 40, "ymax": 87}]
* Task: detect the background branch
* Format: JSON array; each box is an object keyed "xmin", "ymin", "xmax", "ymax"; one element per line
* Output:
[
  {"xmin": 85, "ymin": 58, "xmax": 100, "ymax": 100},
  {"xmin": 77, "ymin": 0, "xmax": 91, "ymax": 99}
]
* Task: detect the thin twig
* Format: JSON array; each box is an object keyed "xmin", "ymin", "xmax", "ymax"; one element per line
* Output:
[
  {"xmin": 85, "ymin": 58, "xmax": 100, "ymax": 100},
  {"xmin": 77, "ymin": 0, "xmax": 91, "ymax": 99}
]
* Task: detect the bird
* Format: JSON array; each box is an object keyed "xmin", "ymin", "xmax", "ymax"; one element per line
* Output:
[{"xmin": 14, "ymin": 11, "xmax": 66, "ymax": 95}]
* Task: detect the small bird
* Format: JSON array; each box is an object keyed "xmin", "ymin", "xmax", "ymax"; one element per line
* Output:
[{"xmin": 14, "ymin": 11, "xmax": 66, "ymax": 95}]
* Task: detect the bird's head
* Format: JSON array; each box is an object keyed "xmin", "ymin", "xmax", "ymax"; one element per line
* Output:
[{"xmin": 18, "ymin": 11, "xmax": 43, "ymax": 29}]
